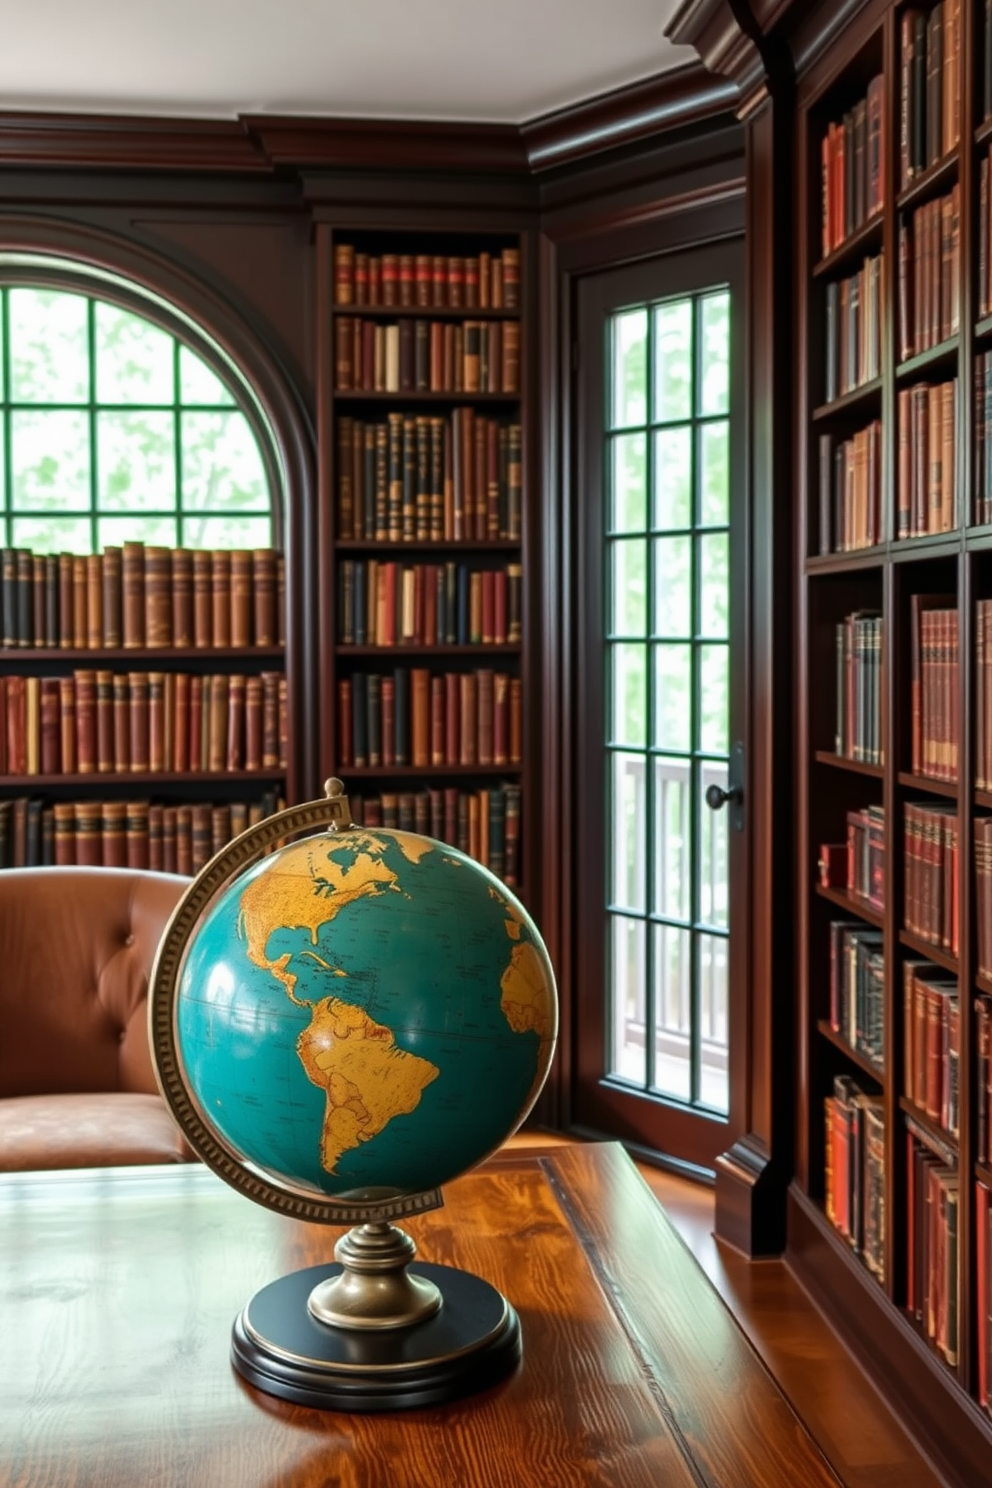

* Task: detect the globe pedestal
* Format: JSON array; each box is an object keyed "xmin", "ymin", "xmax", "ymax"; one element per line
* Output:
[{"xmin": 231, "ymin": 1225, "xmax": 522, "ymax": 1411}]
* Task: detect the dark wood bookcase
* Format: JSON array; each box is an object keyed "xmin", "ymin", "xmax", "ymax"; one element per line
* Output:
[
  {"xmin": 791, "ymin": 0, "xmax": 992, "ymax": 1476},
  {"xmin": 314, "ymin": 225, "xmax": 532, "ymax": 900}
]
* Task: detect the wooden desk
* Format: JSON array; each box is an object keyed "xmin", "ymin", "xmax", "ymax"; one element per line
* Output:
[{"xmin": 0, "ymin": 1142, "xmax": 835, "ymax": 1488}]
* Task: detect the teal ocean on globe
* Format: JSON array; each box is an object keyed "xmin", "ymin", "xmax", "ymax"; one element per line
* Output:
[{"xmin": 176, "ymin": 828, "xmax": 557, "ymax": 1200}]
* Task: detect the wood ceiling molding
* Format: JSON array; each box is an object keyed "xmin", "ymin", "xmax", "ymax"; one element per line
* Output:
[
  {"xmin": 245, "ymin": 116, "xmax": 529, "ymax": 176},
  {"xmin": 666, "ymin": 0, "xmax": 767, "ymax": 109},
  {"xmin": 0, "ymin": 112, "xmax": 267, "ymax": 172}
]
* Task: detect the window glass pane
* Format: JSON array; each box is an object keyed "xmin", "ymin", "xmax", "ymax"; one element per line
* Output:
[
  {"xmin": 182, "ymin": 514, "xmax": 271, "ymax": 550},
  {"xmin": 9, "ymin": 289, "xmax": 89, "ymax": 404},
  {"xmin": 699, "ymin": 532, "xmax": 729, "ymax": 638},
  {"xmin": 609, "ymin": 915, "xmax": 646, "ymax": 1084},
  {"xmin": 610, "ymin": 538, "xmax": 647, "ymax": 636},
  {"xmin": 611, "ymin": 753, "xmax": 647, "ymax": 912},
  {"xmin": 699, "ymin": 292, "xmax": 730, "ymax": 416},
  {"xmin": 0, "ymin": 300, "xmax": 4, "ymax": 401},
  {"xmin": 699, "ymin": 420, "xmax": 729, "ymax": 527},
  {"xmin": 697, "ymin": 933, "xmax": 729, "ymax": 1112},
  {"xmin": 12, "ymin": 516, "xmax": 92, "ymax": 554},
  {"xmin": 611, "ymin": 310, "xmax": 647, "ymax": 429},
  {"xmin": 182, "ymin": 411, "xmax": 268, "ymax": 512},
  {"xmin": 95, "ymin": 303, "xmax": 174, "ymax": 405},
  {"xmin": 179, "ymin": 344, "xmax": 236, "ymax": 406},
  {"xmin": 11, "ymin": 410, "xmax": 90, "ymax": 511},
  {"xmin": 699, "ymin": 761, "xmax": 729, "ymax": 929},
  {"xmin": 610, "ymin": 432, "xmax": 647, "ymax": 533},
  {"xmin": 653, "ymin": 535, "xmax": 691, "ymax": 638},
  {"xmin": 654, "ymin": 643, "xmax": 692, "ymax": 753},
  {"xmin": 97, "ymin": 411, "xmax": 176, "ymax": 513},
  {"xmin": 653, "ymin": 426, "xmax": 691, "ymax": 530},
  {"xmin": 652, "ymin": 923, "xmax": 691, "ymax": 1100},
  {"xmin": 653, "ymin": 300, "xmax": 692, "ymax": 423},
  {"xmin": 98, "ymin": 514, "xmax": 179, "ymax": 550},
  {"xmin": 653, "ymin": 756, "xmax": 691, "ymax": 921},
  {"xmin": 610, "ymin": 644, "xmax": 647, "ymax": 747},
  {"xmin": 700, "ymin": 644, "xmax": 729, "ymax": 754}
]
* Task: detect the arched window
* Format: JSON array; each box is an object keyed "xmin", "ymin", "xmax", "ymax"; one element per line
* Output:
[{"xmin": 0, "ymin": 286, "xmax": 274, "ymax": 553}]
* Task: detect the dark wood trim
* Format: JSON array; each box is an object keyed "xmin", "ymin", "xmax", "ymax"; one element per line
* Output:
[
  {"xmin": 666, "ymin": 1, "xmax": 766, "ymax": 103},
  {"xmin": 0, "ymin": 111, "xmax": 266, "ymax": 171},
  {"xmin": 247, "ymin": 116, "xmax": 528, "ymax": 175}
]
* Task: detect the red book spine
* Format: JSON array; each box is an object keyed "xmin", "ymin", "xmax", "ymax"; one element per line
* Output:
[
  {"xmin": 188, "ymin": 676, "xmax": 204, "ymax": 772},
  {"xmin": 74, "ymin": 670, "xmax": 97, "ymax": 775},
  {"xmin": 431, "ymin": 676, "xmax": 445, "ymax": 765},
  {"xmin": 227, "ymin": 674, "xmax": 246, "ymax": 770},
  {"xmin": 444, "ymin": 671, "xmax": 459, "ymax": 765},
  {"xmin": 174, "ymin": 673, "xmax": 190, "ymax": 773},
  {"xmin": 40, "ymin": 677, "xmax": 61, "ymax": 775},
  {"xmin": 337, "ymin": 678, "xmax": 353, "ymax": 769}
]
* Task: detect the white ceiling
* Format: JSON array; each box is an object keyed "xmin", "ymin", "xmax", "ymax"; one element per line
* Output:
[{"xmin": 0, "ymin": 0, "xmax": 695, "ymax": 124}]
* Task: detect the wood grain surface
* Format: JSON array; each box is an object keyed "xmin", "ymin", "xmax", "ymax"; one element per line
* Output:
[{"xmin": 0, "ymin": 1142, "xmax": 839, "ymax": 1488}]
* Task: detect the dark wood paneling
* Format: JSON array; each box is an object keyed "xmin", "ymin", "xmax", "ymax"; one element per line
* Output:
[{"xmin": 0, "ymin": 111, "xmax": 266, "ymax": 171}]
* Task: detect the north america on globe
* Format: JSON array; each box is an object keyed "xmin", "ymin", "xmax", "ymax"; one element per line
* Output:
[{"xmin": 176, "ymin": 828, "xmax": 557, "ymax": 1200}]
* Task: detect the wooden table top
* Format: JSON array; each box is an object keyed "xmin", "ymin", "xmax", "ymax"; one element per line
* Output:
[{"xmin": 0, "ymin": 1141, "xmax": 838, "ymax": 1488}]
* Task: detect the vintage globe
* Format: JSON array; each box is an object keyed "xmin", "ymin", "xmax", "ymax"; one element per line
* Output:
[{"xmin": 156, "ymin": 806, "xmax": 558, "ymax": 1209}]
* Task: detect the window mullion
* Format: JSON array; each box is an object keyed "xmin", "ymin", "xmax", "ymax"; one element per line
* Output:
[
  {"xmin": 2, "ymin": 290, "xmax": 10, "ymax": 549},
  {"xmin": 88, "ymin": 299, "xmax": 98, "ymax": 555},
  {"xmin": 644, "ymin": 308, "xmax": 656, "ymax": 1095}
]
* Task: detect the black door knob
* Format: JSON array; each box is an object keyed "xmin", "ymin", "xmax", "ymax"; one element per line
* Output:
[{"xmin": 705, "ymin": 783, "xmax": 740, "ymax": 812}]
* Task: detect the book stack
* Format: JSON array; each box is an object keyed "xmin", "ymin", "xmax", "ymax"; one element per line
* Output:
[
  {"xmin": 824, "ymin": 254, "xmax": 882, "ymax": 403},
  {"xmin": 0, "ymin": 669, "xmax": 286, "ymax": 777},
  {"xmin": 896, "ymin": 379, "xmax": 958, "ymax": 537},
  {"xmin": 824, "ymin": 1074, "xmax": 886, "ymax": 1282},
  {"xmin": 335, "ymin": 317, "xmax": 519, "ymax": 395},
  {"xmin": 898, "ymin": 1, "xmax": 962, "ymax": 189},
  {"xmin": 337, "ymin": 669, "xmax": 521, "ymax": 770},
  {"xmin": 910, "ymin": 594, "xmax": 958, "ymax": 781},
  {"xmin": 846, "ymin": 804, "xmax": 886, "ymax": 908},
  {"xmin": 818, "ymin": 421, "xmax": 882, "ymax": 552},
  {"xmin": 337, "ymin": 413, "xmax": 521, "ymax": 543},
  {"xmin": 834, "ymin": 611, "xmax": 883, "ymax": 763},
  {"xmin": 976, "ymin": 823, "xmax": 992, "ymax": 975},
  {"xmin": 976, "ymin": 604, "xmax": 992, "ymax": 783},
  {"xmin": 974, "ymin": 996, "xmax": 992, "ymax": 1161},
  {"xmin": 897, "ymin": 185, "xmax": 961, "ymax": 361},
  {"xmin": 334, "ymin": 245, "xmax": 520, "ymax": 312},
  {"xmin": 903, "ymin": 962, "xmax": 959, "ymax": 1136},
  {"xmin": 904, "ymin": 802, "xmax": 958, "ymax": 953},
  {"xmin": 337, "ymin": 559, "xmax": 522, "ymax": 647},
  {"xmin": 975, "ymin": 361, "xmax": 992, "ymax": 525},
  {"xmin": 0, "ymin": 792, "xmax": 283, "ymax": 874},
  {"xmin": 829, "ymin": 920, "xmax": 885, "ymax": 1066},
  {"xmin": 0, "ymin": 543, "xmax": 283, "ymax": 651},
  {"xmin": 820, "ymin": 74, "xmax": 885, "ymax": 257},
  {"xmin": 906, "ymin": 1121, "xmax": 959, "ymax": 1367},
  {"xmin": 977, "ymin": 1181, "xmax": 992, "ymax": 1418},
  {"xmin": 350, "ymin": 782, "xmax": 521, "ymax": 887}
]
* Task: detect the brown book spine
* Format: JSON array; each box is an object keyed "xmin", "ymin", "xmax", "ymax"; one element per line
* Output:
[
  {"xmin": 95, "ymin": 669, "xmax": 114, "ymax": 773},
  {"xmin": 171, "ymin": 549, "xmax": 193, "ymax": 648},
  {"xmin": 121, "ymin": 542, "xmax": 146, "ymax": 648},
  {"xmin": 112, "ymin": 674, "xmax": 130, "ymax": 773},
  {"xmin": 85, "ymin": 554, "xmax": 103, "ymax": 649},
  {"xmin": 148, "ymin": 671, "xmax": 165, "ymax": 772},
  {"xmin": 159, "ymin": 806, "xmax": 176, "ymax": 874},
  {"xmin": 444, "ymin": 671, "xmax": 459, "ymax": 764},
  {"xmin": 410, "ymin": 667, "xmax": 430, "ymax": 769},
  {"xmin": 276, "ymin": 555, "xmax": 286, "ymax": 645},
  {"xmin": 336, "ymin": 678, "xmax": 352, "ymax": 769},
  {"xmin": 101, "ymin": 799, "xmax": 127, "ymax": 868},
  {"xmin": 74, "ymin": 669, "xmax": 97, "ymax": 774},
  {"xmin": 31, "ymin": 555, "xmax": 45, "ymax": 649},
  {"xmin": 261, "ymin": 672, "xmax": 279, "ymax": 769},
  {"xmin": 188, "ymin": 677, "xmax": 203, "ymax": 772},
  {"xmin": 208, "ymin": 674, "xmax": 229, "ymax": 772},
  {"xmin": 245, "ymin": 675, "xmax": 263, "ymax": 770},
  {"xmin": 212, "ymin": 803, "xmax": 231, "ymax": 856},
  {"xmin": 145, "ymin": 546, "xmax": 172, "ymax": 648},
  {"xmin": 58, "ymin": 553, "xmax": 74, "ymax": 649},
  {"xmin": 126, "ymin": 800, "xmax": 150, "ymax": 870},
  {"xmin": 53, "ymin": 801, "xmax": 75, "ymax": 865},
  {"xmin": 335, "ymin": 315, "xmax": 353, "ymax": 390},
  {"xmin": 173, "ymin": 672, "xmax": 190, "ymax": 773},
  {"xmin": 72, "ymin": 557, "xmax": 87, "ymax": 649},
  {"xmin": 5, "ymin": 677, "xmax": 24, "ymax": 775},
  {"xmin": 24, "ymin": 675, "xmax": 39, "ymax": 774},
  {"xmin": 192, "ymin": 550, "xmax": 212, "ymax": 648},
  {"xmin": 509, "ymin": 677, "xmax": 523, "ymax": 764},
  {"xmin": 459, "ymin": 672, "xmax": 477, "ymax": 765},
  {"xmin": 43, "ymin": 554, "xmax": 58, "ymax": 648},
  {"xmin": 128, "ymin": 671, "xmax": 150, "ymax": 772},
  {"xmin": 176, "ymin": 806, "xmax": 193, "ymax": 877},
  {"xmin": 493, "ymin": 672, "xmax": 509, "ymax": 765},
  {"xmin": 39, "ymin": 678, "xmax": 61, "ymax": 774},
  {"xmin": 333, "ymin": 243, "xmax": 354, "ymax": 306},
  {"xmin": 211, "ymin": 550, "xmax": 231, "ymax": 648},
  {"xmin": 502, "ymin": 247, "xmax": 520, "ymax": 310},
  {"xmin": 191, "ymin": 804, "xmax": 212, "ymax": 873},
  {"xmin": 74, "ymin": 800, "xmax": 101, "ymax": 867},
  {"xmin": 278, "ymin": 675, "xmax": 288, "ymax": 769},
  {"xmin": 146, "ymin": 803, "xmax": 163, "ymax": 871},
  {"xmin": 252, "ymin": 550, "xmax": 277, "ymax": 645},
  {"xmin": 230, "ymin": 551, "xmax": 252, "ymax": 648},
  {"xmin": 381, "ymin": 675, "xmax": 396, "ymax": 767},
  {"xmin": 57, "ymin": 677, "xmax": 75, "ymax": 774},
  {"xmin": 102, "ymin": 546, "xmax": 122, "ymax": 648},
  {"xmin": 226, "ymin": 674, "xmax": 246, "ymax": 769}
]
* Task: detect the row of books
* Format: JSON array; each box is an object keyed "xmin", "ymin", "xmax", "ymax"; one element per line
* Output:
[
  {"xmin": 974, "ymin": 353, "xmax": 992, "ymax": 527},
  {"xmin": 905, "ymin": 802, "xmax": 958, "ymax": 953},
  {"xmin": 978, "ymin": 148, "xmax": 992, "ymax": 320},
  {"xmin": 820, "ymin": 74, "xmax": 884, "ymax": 258},
  {"xmin": 823, "ymin": 253, "xmax": 882, "ymax": 404},
  {"xmin": 1, "ymin": 543, "xmax": 283, "ymax": 652},
  {"xmin": 828, "ymin": 920, "xmax": 884, "ymax": 1068},
  {"xmin": 818, "ymin": 421, "xmax": 882, "ymax": 553},
  {"xmin": 977, "ymin": 1180, "xmax": 992, "ymax": 1414},
  {"xmin": 0, "ymin": 792, "xmax": 283, "ymax": 875},
  {"xmin": 897, "ymin": 379, "xmax": 958, "ymax": 538},
  {"xmin": 834, "ymin": 611, "xmax": 883, "ymax": 765},
  {"xmin": 898, "ymin": 2, "xmax": 962, "ymax": 190},
  {"xmin": 911, "ymin": 594, "xmax": 959, "ymax": 782},
  {"xmin": 977, "ymin": 821, "xmax": 992, "ymax": 978},
  {"xmin": 903, "ymin": 961, "xmax": 959, "ymax": 1138},
  {"xmin": 0, "ymin": 670, "xmax": 287, "ymax": 777},
  {"xmin": 906, "ymin": 1122, "xmax": 959, "ymax": 1368},
  {"xmin": 334, "ymin": 317, "xmax": 520, "ymax": 396},
  {"xmin": 974, "ymin": 996, "xmax": 992, "ymax": 1164},
  {"xmin": 337, "ymin": 413, "xmax": 522, "ymax": 544},
  {"xmin": 337, "ymin": 669, "xmax": 522, "ymax": 770},
  {"xmin": 824, "ymin": 1074, "xmax": 886, "ymax": 1283},
  {"xmin": 337, "ymin": 560, "xmax": 523, "ymax": 648},
  {"xmin": 349, "ymin": 784, "xmax": 521, "ymax": 888},
  {"xmin": 818, "ymin": 804, "xmax": 885, "ymax": 908},
  {"xmin": 333, "ymin": 244, "xmax": 520, "ymax": 313},
  {"xmin": 897, "ymin": 185, "xmax": 961, "ymax": 361}
]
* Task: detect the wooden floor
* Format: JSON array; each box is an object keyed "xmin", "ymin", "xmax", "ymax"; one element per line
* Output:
[{"xmin": 511, "ymin": 1134, "xmax": 947, "ymax": 1488}]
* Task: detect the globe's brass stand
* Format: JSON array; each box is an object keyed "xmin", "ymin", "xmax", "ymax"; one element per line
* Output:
[{"xmin": 308, "ymin": 1221, "xmax": 442, "ymax": 1329}]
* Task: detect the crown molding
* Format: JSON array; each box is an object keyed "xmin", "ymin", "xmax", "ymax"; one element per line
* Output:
[
  {"xmin": 243, "ymin": 116, "xmax": 529, "ymax": 176},
  {"xmin": 0, "ymin": 111, "xmax": 267, "ymax": 172},
  {"xmin": 665, "ymin": 0, "xmax": 766, "ymax": 104}
]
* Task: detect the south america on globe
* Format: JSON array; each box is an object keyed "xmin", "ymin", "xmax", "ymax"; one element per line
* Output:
[{"xmin": 176, "ymin": 826, "xmax": 557, "ymax": 1202}]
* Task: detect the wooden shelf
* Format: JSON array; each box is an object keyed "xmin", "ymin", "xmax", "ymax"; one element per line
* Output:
[
  {"xmin": 812, "ymin": 376, "xmax": 883, "ymax": 421},
  {"xmin": 343, "ymin": 764, "xmax": 520, "ymax": 779},
  {"xmin": 816, "ymin": 1019, "xmax": 886, "ymax": 1082},
  {"xmin": 815, "ymin": 882, "xmax": 885, "ymax": 928},
  {"xmin": 975, "ymin": 313, "xmax": 992, "ymax": 343},
  {"xmin": 895, "ymin": 150, "xmax": 959, "ymax": 211},
  {"xmin": 976, "ymin": 789, "xmax": 992, "ymax": 810},
  {"xmin": 0, "ymin": 646, "xmax": 284, "ymax": 665},
  {"xmin": 812, "ymin": 213, "xmax": 883, "ymax": 278},
  {"xmin": 977, "ymin": 115, "xmax": 992, "ymax": 148},
  {"xmin": 332, "ymin": 305, "xmax": 519, "ymax": 321},
  {"xmin": 897, "ymin": 928, "xmax": 958, "ymax": 973},
  {"xmin": 338, "ymin": 644, "xmax": 521, "ymax": 657},
  {"xmin": 895, "ymin": 337, "xmax": 959, "ymax": 381},
  {"xmin": 805, "ymin": 548, "xmax": 885, "ymax": 574},
  {"xmin": 0, "ymin": 771, "xmax": 285, "ymax": 789},
  {"xmin": 977, "ymin": 970, "xmax": 992, "ymax": 998},
  {"xmin": 977, "ymin": 1161, "xmax": 992, "ymax": 1188},
  {"xmin": 897, "ymin": 771, "xmax": 958, "ymax": 799},
  {"xmin": 333, "ymin": 390, "xmax": 519, "ymax": 404},
  {"xmin": 335, "ymin": 538, "xmax": 520, "ymax": 552},
  {"xmin": 899, "ymin": 1096, "xmax": 958, "ymax": 1159},
  {"xmin": 814, "ymin": 749, "xmax": 884, "ymax": 778}
]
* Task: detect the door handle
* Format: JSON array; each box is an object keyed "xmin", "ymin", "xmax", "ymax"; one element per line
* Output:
[{"xmin": 704, "ymin": 742, "xmax": 744, "ymax": 833}]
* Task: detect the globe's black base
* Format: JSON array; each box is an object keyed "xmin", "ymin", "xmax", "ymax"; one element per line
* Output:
[{"xmin": 231, "ymin": 1261, "xmax": 521, "ymax": 1412}]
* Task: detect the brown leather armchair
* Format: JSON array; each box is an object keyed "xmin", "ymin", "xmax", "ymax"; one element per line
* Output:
[{"xmin": 0, "ymin": 866, "xmax": 196, "ymax": 1170}]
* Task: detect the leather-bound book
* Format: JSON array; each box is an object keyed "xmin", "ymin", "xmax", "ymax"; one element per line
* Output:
[
  {"xmin": 477, "ymin": 669, "xmax": 494, "ymax": 765},
  {"xmin": 23, "ymin": 798, "xmax": 42, "ymax": 866},
  {"xmin": 128, "ymin": 671, "xmax": 150, "ymax": 772},
  {"xmin": 226, "ymin": 673, "xmax": 246, "ymax": 769},
  {"xmin": 0, "ymin": 679, "xmax": 6, "ymax": 776},
  {"xmin": 174, "ymin": 673, "xmax": 190, "ymax": 773},
  {"xmin": 74, "ymin": 670, "xmax": 97, "ymax": 775},
  {"xmin": 478, "ymin": 251, "xmax": 492, "ymax": 309},
  {"xmin": 148, "ymin": 672, "xmax": 165, "ymax": 772},
  {"xmin": 398, "ymin": 320, "xmax": 415, "ymax": 393},
  {"xmin": 474, "ymin": 414, "xmax": 488, "ymax": 540},
  {"xmin": 335, "ymin": 314, "xmax": 353, "ymax": 391},
  {"xmin": 85, "ymin": 554, "xmax": 103, "ymax": 650},
  {"xmin": 333, "ymin": 243, "xmax": 354, "ymax": 305},
  {"xmin": 126, "ymin": 800, "xmax": 149, "ymax": 870},
  {"xmin": 40, "ymin": 804, "xmax": 54, "ymax": 866},
  {"xmin": 432, "ymin": 255, "xmax": 447, "ymax": 309},
  {"xmin": 210, "ymin": 550, "xmax": 232, "ymax": 649},
  {"xmin": 212, "ymin": 804, "xmax": 231, "ymax": 856},
  {"xmin": 261, "ymin": 672, "xmax": 280, "ymax": 769},
  {"xmin": 5, "ymin": 677, "xmax": 25, "ymax": 775},
  {"xmin": 39, "ymin": 678, "xmax": 61, "ymax": 775},
  {"xmin": 102, "ymin": 546, "xmax": 122, "ymax": 648},
  {"xmin": 381, "ymin": 253, "xmax": 398, "ymax": 307},
  {"xmin": 502, "ymin": 320, "xmax": 520, "ymax": 395},
  {"xmin": 381, "ymin": 675, "xmax": 396, "ymax": 766},
  {"xmin": 354, "ymin": 252, "xmax": 368, "ymax": 307},
  {"xmin": 16, "ymin": 550, "xmax": 31, "ymax": 646},
  {"xmin": 464, "ymin": 257, "xmax": 479, "ymax": 310},
  {"xmin": 277, "ymin": 675, "xmax": 288, "ymax": 770},
  {"xmin": 430, "ymin": 675, "xmax": 445, "ymax": 765},
  {"xmin": 24, "ymin": 676, "xmax": 40, "ymax": 775},
  {"xmin": 121, "ymin": 542, "xmax": 146, "ymax": 648},
  {"xmin": 58, "ymin": 553, "xmax": 74, "ymax": 648},
  {"xmin": 507, "ymin": 424, "xmax": 522, "ymax": 540},
  {"xmin": 506, "ymin": 562, "xmax": 522, "ymax": 643},
  {"xmin": 488, "ymin": 789, "xmax": 506, "ymax": 877},
  {"xmin": 444, "ymin": 670, "xmax": 459, "ymax": 765},
  {"xmin": 493, "ymin": 569, "xmax": 507, "ymax": 646},
  {"xmin": 399, "ymin": 255, "xmax": 415, "ymax": 307},
  {"xmin": 162, "ymin": 671, "xmax": 176, "ymax": 773},
  {"xmin": 447, "ymin": 257, "xmax": 463, "ymax": 309},
  {"xmin": 72, "ymin": 556, "xmax": 87, "ymax": 649},
  {"xmin": 244, "ymin": 674, "xmax": 262, "ymax": 770},
  {"xmin": 415, "ymin": 319, "xmax": 430, "ymax": 391},
  {"xmin": 207, "ymin": 674, "xmax": 228, "ymax": 772},
  {"xmin": 32, "ymin": 555, "xmax": 45, "ymax": 649},
  {"xmin": 53, "ymin": 801, "xmax": 75, "ymax": 865},
  {"xmin": 457, "ymin": 673, "xmax": 478, "ymax": 766},
  {"xmin": 176, "ymin": 806, "xmax": 194, "ymax": 877},
  {"xmin": 367, "ymin": 673, "xmax": 382, "ymax": 766},
  {"xmin": 410, "ymin": 667, "xmax": 430, "ymax": 769},
  {"xmin": 503, "ymin": 782, "xmax": 521, "ymax": 886},
  {"xmin": 192, "ymin": 550, "xmax": 212, "ymax": 647},
  {"xmin": 430, "ymin": 320, "xmax": 444, "ymax": 392},
  {"xmin": 463, "ymin": 321, "xmax": 481, "ymax": 393},
  {"xmin": 74, "ymin": 800, "xmax": 102, "ymax": 866},
  {"xmin": 276, "ymin": 556, "xmax": 286, "ymax": 645},
  {"xmin": 144, "ymin": 547, "xmax": 172, "ymax": 648},
  {"xmin": 160, "ymin": 806, "xmax": 176, "ymax": 875},
  {"xmin": 351, "ymin": 672, "xmax": 368, "ymax": 768},
  {"xmin": 440, "ymin": 785, "xmax": 456, "ymax": 846},
  {"xmin": 469, "ymin": 571, "xmax": 483, "ymax": 644},
  {"xmin": 188, "ymin": 676, "xmax": 204, "ymax": 771},
  {"xmin": 171, "ymin": 549, "xmax": 193, "ymax": 648},
  {"xmin": 337, "ymin": 416, "xmax": 355, "ymax": 538},
  {"xmin": 252, "ymin": 550, "xmax": 277, "ymax": 645},
  {"xmin": 393, "ymin": 667, "xmax": 409, "ymax": 766},
  {"xmin": 481, "ymin": 571, "xmax": 495, "ymax": 646},
  {"xmin": 415, "ymin": 255, "xmax": 432, "ymax": 307},
  {"xmin": 336, "ymin": 678, "xmax": 352, "ymax": 769},
  {"xmin": 491, "ymin": 256, "xmax": 504, "ymax": 310},
  {"xmin": 95, "ymin": 670, "xmax": 114, "ymax": 773},
  {"xmin": 509, "ymin": 677, "xmax": 523, "ymax": 764},
  {"xmin": 493, "ymin": 672, "xmax": 509, "ymax": 766},
  {"xmin": 230, "ymin": 801, "xmax": 248, "ymax": 839},
  {"xmin": 58, "ymin": 676, "xmax": 75, "ymax": 775},
  {"xmin": 191, "ymin": 804, "xmax": 212, "ymax": 872},
  {"xmin": 502, "ymin": 247, "xmax": 520, "ymax": 310},
  {"xmin": 101, "ymin": 799, "xmax": 127, "ymax": 868},
  {"xmin": 112, "ymin": 674, "xmax": 130, "ymax": 773},
  {"xmin": 230, "ymin": 551, "xmax": 252, "ymax": 648},
  {"xmin": 361, "ymin": 319, "xmax": 376, "ymax": 392},
  {"xmin": 1, "ymin": 547, "xmax": 17, "ymax": 647},
  {"xmin": 43, "ymin": 555, "xmax": 58, "ymax": 648}
]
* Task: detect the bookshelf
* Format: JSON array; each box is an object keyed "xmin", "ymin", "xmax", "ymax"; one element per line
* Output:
[
  {"xmin": 317, "ymin": 229, "xmax": 529, "ymax": 897},
  {"xmin": 793, "ymin": 0, "xmax": 992, "ymax": 1462}
]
